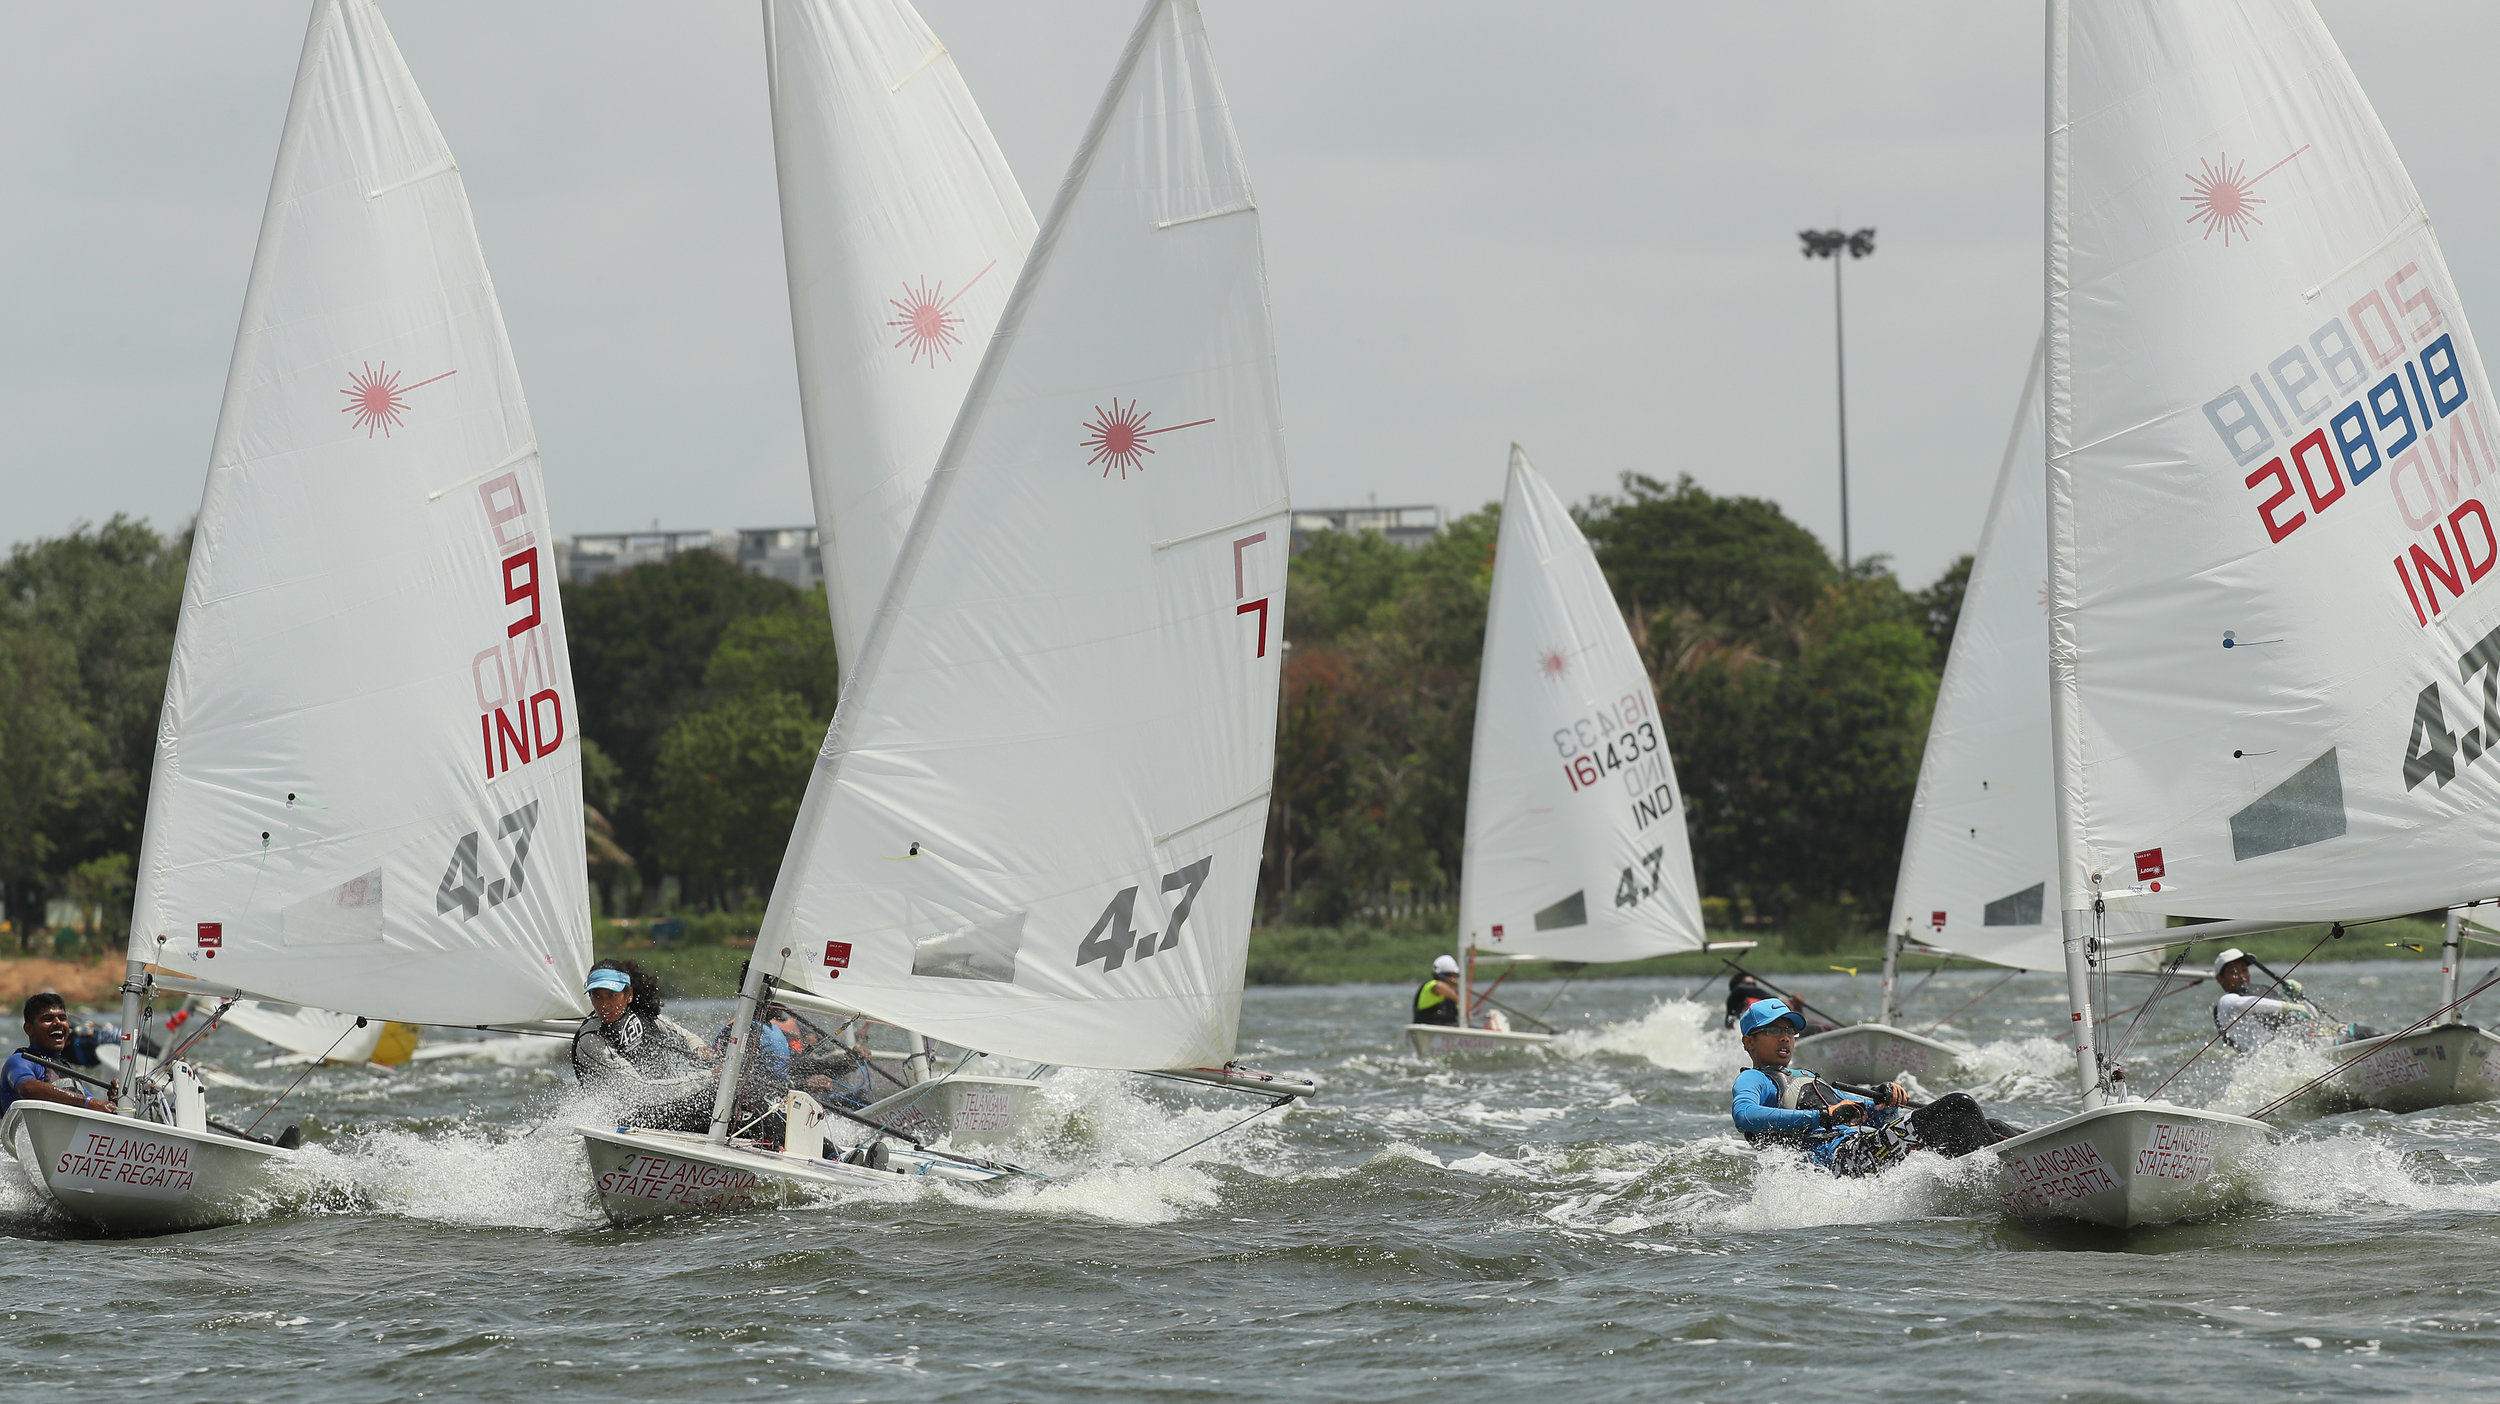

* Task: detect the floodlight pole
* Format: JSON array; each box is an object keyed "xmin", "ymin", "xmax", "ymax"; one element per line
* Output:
[{"xmin": 1799, "ymin": 228, "xmax": 1876, "ymax": 569}]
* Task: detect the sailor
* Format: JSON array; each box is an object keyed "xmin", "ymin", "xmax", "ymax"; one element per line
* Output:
[
  {"xmin": 1413, "ymin": 955, "xmax": 1463, "ymax": 1027},
  {"xmin": 1730, "ymin": 997, "xmax": 2011, "ymax": 1176},
  {"xmin": 5, "ymin": 992, "xmax": 115, "ymax": 1117},
  {"xmin": 571, "ymin": 960, "xmax": 713, "ymax": 1128},
  {"xmin": 2210, "ymin": 948, "xmax": 2380, "ymax": 1052},
  {"xmin": 1724, "ymin": 972, "xmax": 1772, "ymax": 1029},
  {"xmin": 772, "ymin": 1007, "xmax": 873, "ymax": 1106}
]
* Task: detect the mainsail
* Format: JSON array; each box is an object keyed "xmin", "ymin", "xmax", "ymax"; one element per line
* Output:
[
  {"xmin": 754, "ymin": 0, "xmax": 1288, "ymax": 1070},
  {"xmin": 1458, "ymin": 446, "xmax": 1704, "ymax": 963},
  {"xmin": 129, "ymin": 0, "xmax": 589, "ymax": 1027},
  {"xmin": 764, "ymin": 0, "xmax": 1037, "ymax": 671},
  {"xmin": 2054, "ymin": 0, "xmax": 2500, "ymax": 932}
]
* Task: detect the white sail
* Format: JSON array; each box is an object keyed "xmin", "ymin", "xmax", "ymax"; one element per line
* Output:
[
  {"xmin": 1457, "ymin": 446, "xmax": 1703, "ymax": 962},
  {"xmin": 2055, "ymin": 0, "xmax": 2500, "ymax": 927},
  {"xmin": 764, "ymin": 0, "xmax": 1037, "ymax": 671},
  {"xmin": 755, "ymin": 0, "xmax": 1288, "ymax": 1070},
  {"xmin": 129, "ymin": 0, "xmax": 589, "ymax": 1027},
  {"xmin": 218, "ymin": 1001, "xmax": 418, "ymax": 1067}
]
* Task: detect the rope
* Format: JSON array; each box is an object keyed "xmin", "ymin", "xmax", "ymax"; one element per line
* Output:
[
  {"xmin": 1719, "ymin": 960, "xmax": 1846, "ymax": 1030},
  {"xmin": 2250, "ymin": 966, "xmax": 2500, "ymax": 1120},
  {"xmin": 246, "ymin": 1017, "xmax": 367, "ymax": 1135},
  {"xmin": 1919, "ymin": 969, "xmax": 2019, "ymax": 1038},
  {"xmin": 2108, "ymin": 948, "xmax": 2194, "ymax": 1063},
  {"xmin": 1897, "ymin": 960, "xmax": 1947, "ymax": 1016},
  {"xmin": 1150, "ymin": 1093, "xmax": 1294, "ymax": 1167},
  {"xmin": 2147, "ymin": 925, "xmax": 2341, "ymax": 1101}
]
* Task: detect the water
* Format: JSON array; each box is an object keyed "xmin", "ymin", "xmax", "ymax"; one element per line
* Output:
[{"xmin": 8, "ymin": 962, "xmax": 2500, "ymax": 1399}]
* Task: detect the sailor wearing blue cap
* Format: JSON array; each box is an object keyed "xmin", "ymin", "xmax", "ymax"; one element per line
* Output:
[{"xmin": 1731, "ymin": 997, "xmax": 2016, "ymax": 1175}]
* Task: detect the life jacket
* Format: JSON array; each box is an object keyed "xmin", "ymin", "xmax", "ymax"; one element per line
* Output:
[
  {"xmin": 1413, "ymin": 978, "xmax": 1459, "ymax": 1026},
  {"xmin": 1762, "ymin": 1065, "xmax": 1840, "ymax": 1113},
  {"xmin": 573, "ymin": 1009, "xmax": 679, "ymax": 1082}
]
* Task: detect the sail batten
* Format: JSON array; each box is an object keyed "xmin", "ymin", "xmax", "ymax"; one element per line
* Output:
[
  {"xmin": 757, "ymin": 0, "xmax": 1288, "ymax": 1071},
  {"xmin": 130, "ymin": 0, "xmax": 588, "ymax": 1026}
]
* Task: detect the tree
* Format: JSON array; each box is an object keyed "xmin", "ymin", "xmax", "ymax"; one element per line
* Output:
[
  {"xmin": 1577, "ymin": 473, "xmax": 1838, "ymax": 638},
  {"xmin": 563, "ymin": 551, "xmax": 812, "ymax": 863},
  {"xmin": 649, "ymin": 688, "xmax": 824, "ymax": 908},
  {"xmin": 1917, "ymin": 553, "xmax": 1973, "ymax": 660},
  {"xmin": 0, "ymin": 517, "xmax": 187, "ymax": 938}
]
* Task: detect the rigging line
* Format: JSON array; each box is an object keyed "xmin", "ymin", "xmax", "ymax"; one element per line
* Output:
[
  {"xmin": 1897, "ymin": 959, "xmax": 1947, "ymax": 1015},
  {"xmin": 2147, "ymin": 925, "xmax": 2342, "ymax": 1101},
  {"xmin": 2108, "ymin": 947, "xmax": 2194, "ymax": 1064},
  {"xmin": 143, "ymin": 998, "xmax": 239, "ymax": 1080},
  {"xmin": 1719, "ymin": 960, "xmax": 1845, "ymax": 1030},
  {"xmin": 1531, "ymin": 967, "xmax": 1585, "ymax": 1023},
  {"xmin": 246, "ymin": 1017, "xmax": 367, "ymax": 1135},
  {"xmin": 2251, "ymin": 967, "xmax": 2500, "ymax": 1121},
  {"xmin": 1150, "ymin": 1094, "xmax": 1294, "ymax": 1167},
  {"xmin": 1918, "ymin": 970, "xmax": 2019, "ymax": 1039}
]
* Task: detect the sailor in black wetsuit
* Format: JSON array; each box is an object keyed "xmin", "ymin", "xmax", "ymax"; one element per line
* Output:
[{"xmin": 571, "ymin": 960, "xmax": 713, "ymax": 1130}]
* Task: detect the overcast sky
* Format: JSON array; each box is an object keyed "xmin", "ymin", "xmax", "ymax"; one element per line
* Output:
[{"xmin": 5, "ymin": 2, "xmax": 2494, "ymax": 588}]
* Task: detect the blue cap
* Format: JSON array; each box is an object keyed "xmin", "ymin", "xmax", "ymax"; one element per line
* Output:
[
  {"xmin": 1738, "ymin": 997, "xmax": 1807, "ymax": 1036},
  {"xmin": 584, "ymin": 967, "xmax": 632, "ymax": 994}
]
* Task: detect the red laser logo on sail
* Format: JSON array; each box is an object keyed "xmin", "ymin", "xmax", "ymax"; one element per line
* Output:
[
  {"xmin": 888, "ymin": 261, "xmax": 997, "ymax": 366},
  {"xmin": 2182, "ymin": 147, "xmax": 2308, "ymax": 246},
  {"xmin": 1082, "ymin": 399, "xmax": 1213, "ymax": 479},
  {"xmin": 1538, "ymin": 648, "xmax": 1570, "ymax": 679},
  {"xmin": 340, "ymin": 362, "xmax": 455, "ymax": 438}
]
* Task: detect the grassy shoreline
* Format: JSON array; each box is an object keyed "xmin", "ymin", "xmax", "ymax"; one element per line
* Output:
[{"xmin": 586, "ymin": 913, "xmax": 2471, "ymax": 1002}]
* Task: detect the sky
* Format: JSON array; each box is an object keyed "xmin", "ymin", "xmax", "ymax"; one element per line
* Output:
[{"xmin": 6, "ymin": 1, "xmax": 2498, "ymax": 589}]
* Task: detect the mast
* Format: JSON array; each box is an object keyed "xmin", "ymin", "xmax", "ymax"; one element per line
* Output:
[
  {"xmin": 2043, "ymin": 0, "xmax": 2103, "ymax": 1108},
  {"xmin": 2443, "ymin": 908, "xmax": 2464, "ymax": 1020},
  {"xmin": 1876, "ymin": 926, "xmax": 1899, "ymax": 1028}
]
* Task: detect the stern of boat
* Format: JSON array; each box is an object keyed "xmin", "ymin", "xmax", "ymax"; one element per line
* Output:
[
  {"xmin": 2321, "ymin": 1024, "xmax": 2500, "ymax": 1114},
  {"xmin": 1794, "ymin": 1023, "xmax": 1969, "ymax": 1086},
  {"xmin": 1402, "ymin": 1023, "xmax": 1554, "ymax": 1057},
  {"xmin": 578, "ymin": 1124, "xmax": 1002, "ymax": 1226}
]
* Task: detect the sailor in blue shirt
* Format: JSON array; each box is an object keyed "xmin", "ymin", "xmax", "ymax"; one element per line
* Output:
[
  {"xmin": 5, "ymin": 992, "xmax": 116, "ymax": 1118},
  {"xmin": 1731, "ymin": 998, "xmax": 1906, "ymax": 1170},
  {"xmin": 1732, "ymin": 998, "xmax": 2020, "ymax": 1176}
]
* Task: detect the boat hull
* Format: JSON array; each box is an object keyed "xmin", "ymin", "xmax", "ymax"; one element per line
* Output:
[
  {"xmin": 578, "ymin": 1125, "xmax": 1003, "ymax": 1226},
  {"xmin": 4, "ymin": 1101, "xmax": 286, "ymax": 1234},
  {"xmin": 1402, "ymin": 1023, "xmax": 1553, "ymax": 1057},
  {"xmin": 1991, "ymin": 1102, "xmax": 2270, "ymax": 1228},
  {"xmin": 2315, "ymin": 1023, "xmax": 2499, "ymax": 1115},
  {"xmin": 1794, "ymin": 1023, "xmax": 1969, "ymax": 1087},
  {"xmin": 855, "ymin": 1074, "xmax": 1047, "ymax": 1145}
]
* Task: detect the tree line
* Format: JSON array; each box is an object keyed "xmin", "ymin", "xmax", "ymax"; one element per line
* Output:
[{"xmin": 1, "ymin": 479, "xmax": 1965, "ymax": 948}]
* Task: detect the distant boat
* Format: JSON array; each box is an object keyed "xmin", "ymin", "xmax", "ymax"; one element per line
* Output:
[
  {"xmin": 2, "ymin": 0, "xmax": 591, "ymax": 1233},
  {"xmin": 1406, "ymin": 446, "xmax": 1710, "ymax": 1057},
  {"xmin": 580, "ymin": 0, "xmax": 1306, "ymax": 1221},
  {"xmin": 1993, "ymin": 0, "xmax": 2500, "ymax": 1226}
]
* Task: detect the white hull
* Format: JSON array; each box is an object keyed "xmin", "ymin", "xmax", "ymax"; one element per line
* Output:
[
  {"xmin": 1403, "ymin": 1023, "xmax": 1553, "ymax": 1057},
  {"xmin": 578, "ymin": 1125, "xmax": 1002, "ymax": 1226},
  {"xmin": 1794, "ymin": 1023, "xmax": 1970, "ymax": 1087},
  {"xmin": 855, "ymin": 1074, "xmax": 1048, "ymax": 1145},
  {"xmin": 4, "ymin": 1101, "xmax": 286, "ymax": 1234},
  {"xmin": 2308, "ymin": 1024, "xmax": 2498, "ymax": 1116},
  {"xmin": 1991, "ymin": 1102, "xmax": 2270, "ymax": 1228}
]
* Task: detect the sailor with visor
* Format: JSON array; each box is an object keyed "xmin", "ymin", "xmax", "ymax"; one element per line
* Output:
[{"xmin": 1731, "ymin": 997, "xmax": 2014, "ymax": 1176}]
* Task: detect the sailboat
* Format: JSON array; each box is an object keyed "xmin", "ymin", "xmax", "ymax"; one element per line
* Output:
[
  {"xmin": 756, "ymin": 0, "xmax": 1050, "ymax": 1140},
  {"xmin": 579, "ymin": 0, "xmax": 1301, "ymax": 1221},
  {"xmin": 1803, "ymin": 345, "xmax": 2162, "ymax": 1087},
  {"xmin": 0, "ymin": 0, "xmax": 592, "ymax": 1234},
  {"xmin": 1406, "ymin": 446, "xmax": 1710, "ymax": 1056},
  {"xmin": 1990, "ymin": 0, "xmax": 2500, "ymax": 1226}
]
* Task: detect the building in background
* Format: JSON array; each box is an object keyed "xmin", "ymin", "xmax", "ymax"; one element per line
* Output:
[
  {"xmin": 1289, "ymin": 504, "xmax": 1444, "ymax": 554},
  {"xmin": 556, "ymin": 527, "xmax": 823, "ymax": 591}
]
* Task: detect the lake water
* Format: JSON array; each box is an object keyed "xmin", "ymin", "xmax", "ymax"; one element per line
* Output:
[{"xmin": 7, "ymin": 960, "xmax": 2499, "ymax": 1400}]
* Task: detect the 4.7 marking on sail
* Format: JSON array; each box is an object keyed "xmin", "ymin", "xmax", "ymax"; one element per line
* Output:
[{"xmin": 1076, "ymin": 857, "xmax": 1213, "ymax": 972}]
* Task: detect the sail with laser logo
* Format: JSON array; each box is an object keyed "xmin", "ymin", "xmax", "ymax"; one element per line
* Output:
[
  {"xmin": 2054, "ymin": 0, "xmax": 2500, "ymax": 926},
  {"xmin": 755, "ymin": 0, "xmax": 1288, "ymax": 1070},
  {"xmin": 1457, "ymin": 446, "xmax": 1703, "ymax": 964},
  {"xmin": 764, "ymin": 0, "xmax": 1035, "ymax": 670},
  {"xmin": 128, "ymin": 0, "xmax": 589, "ymax": 1026}
]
